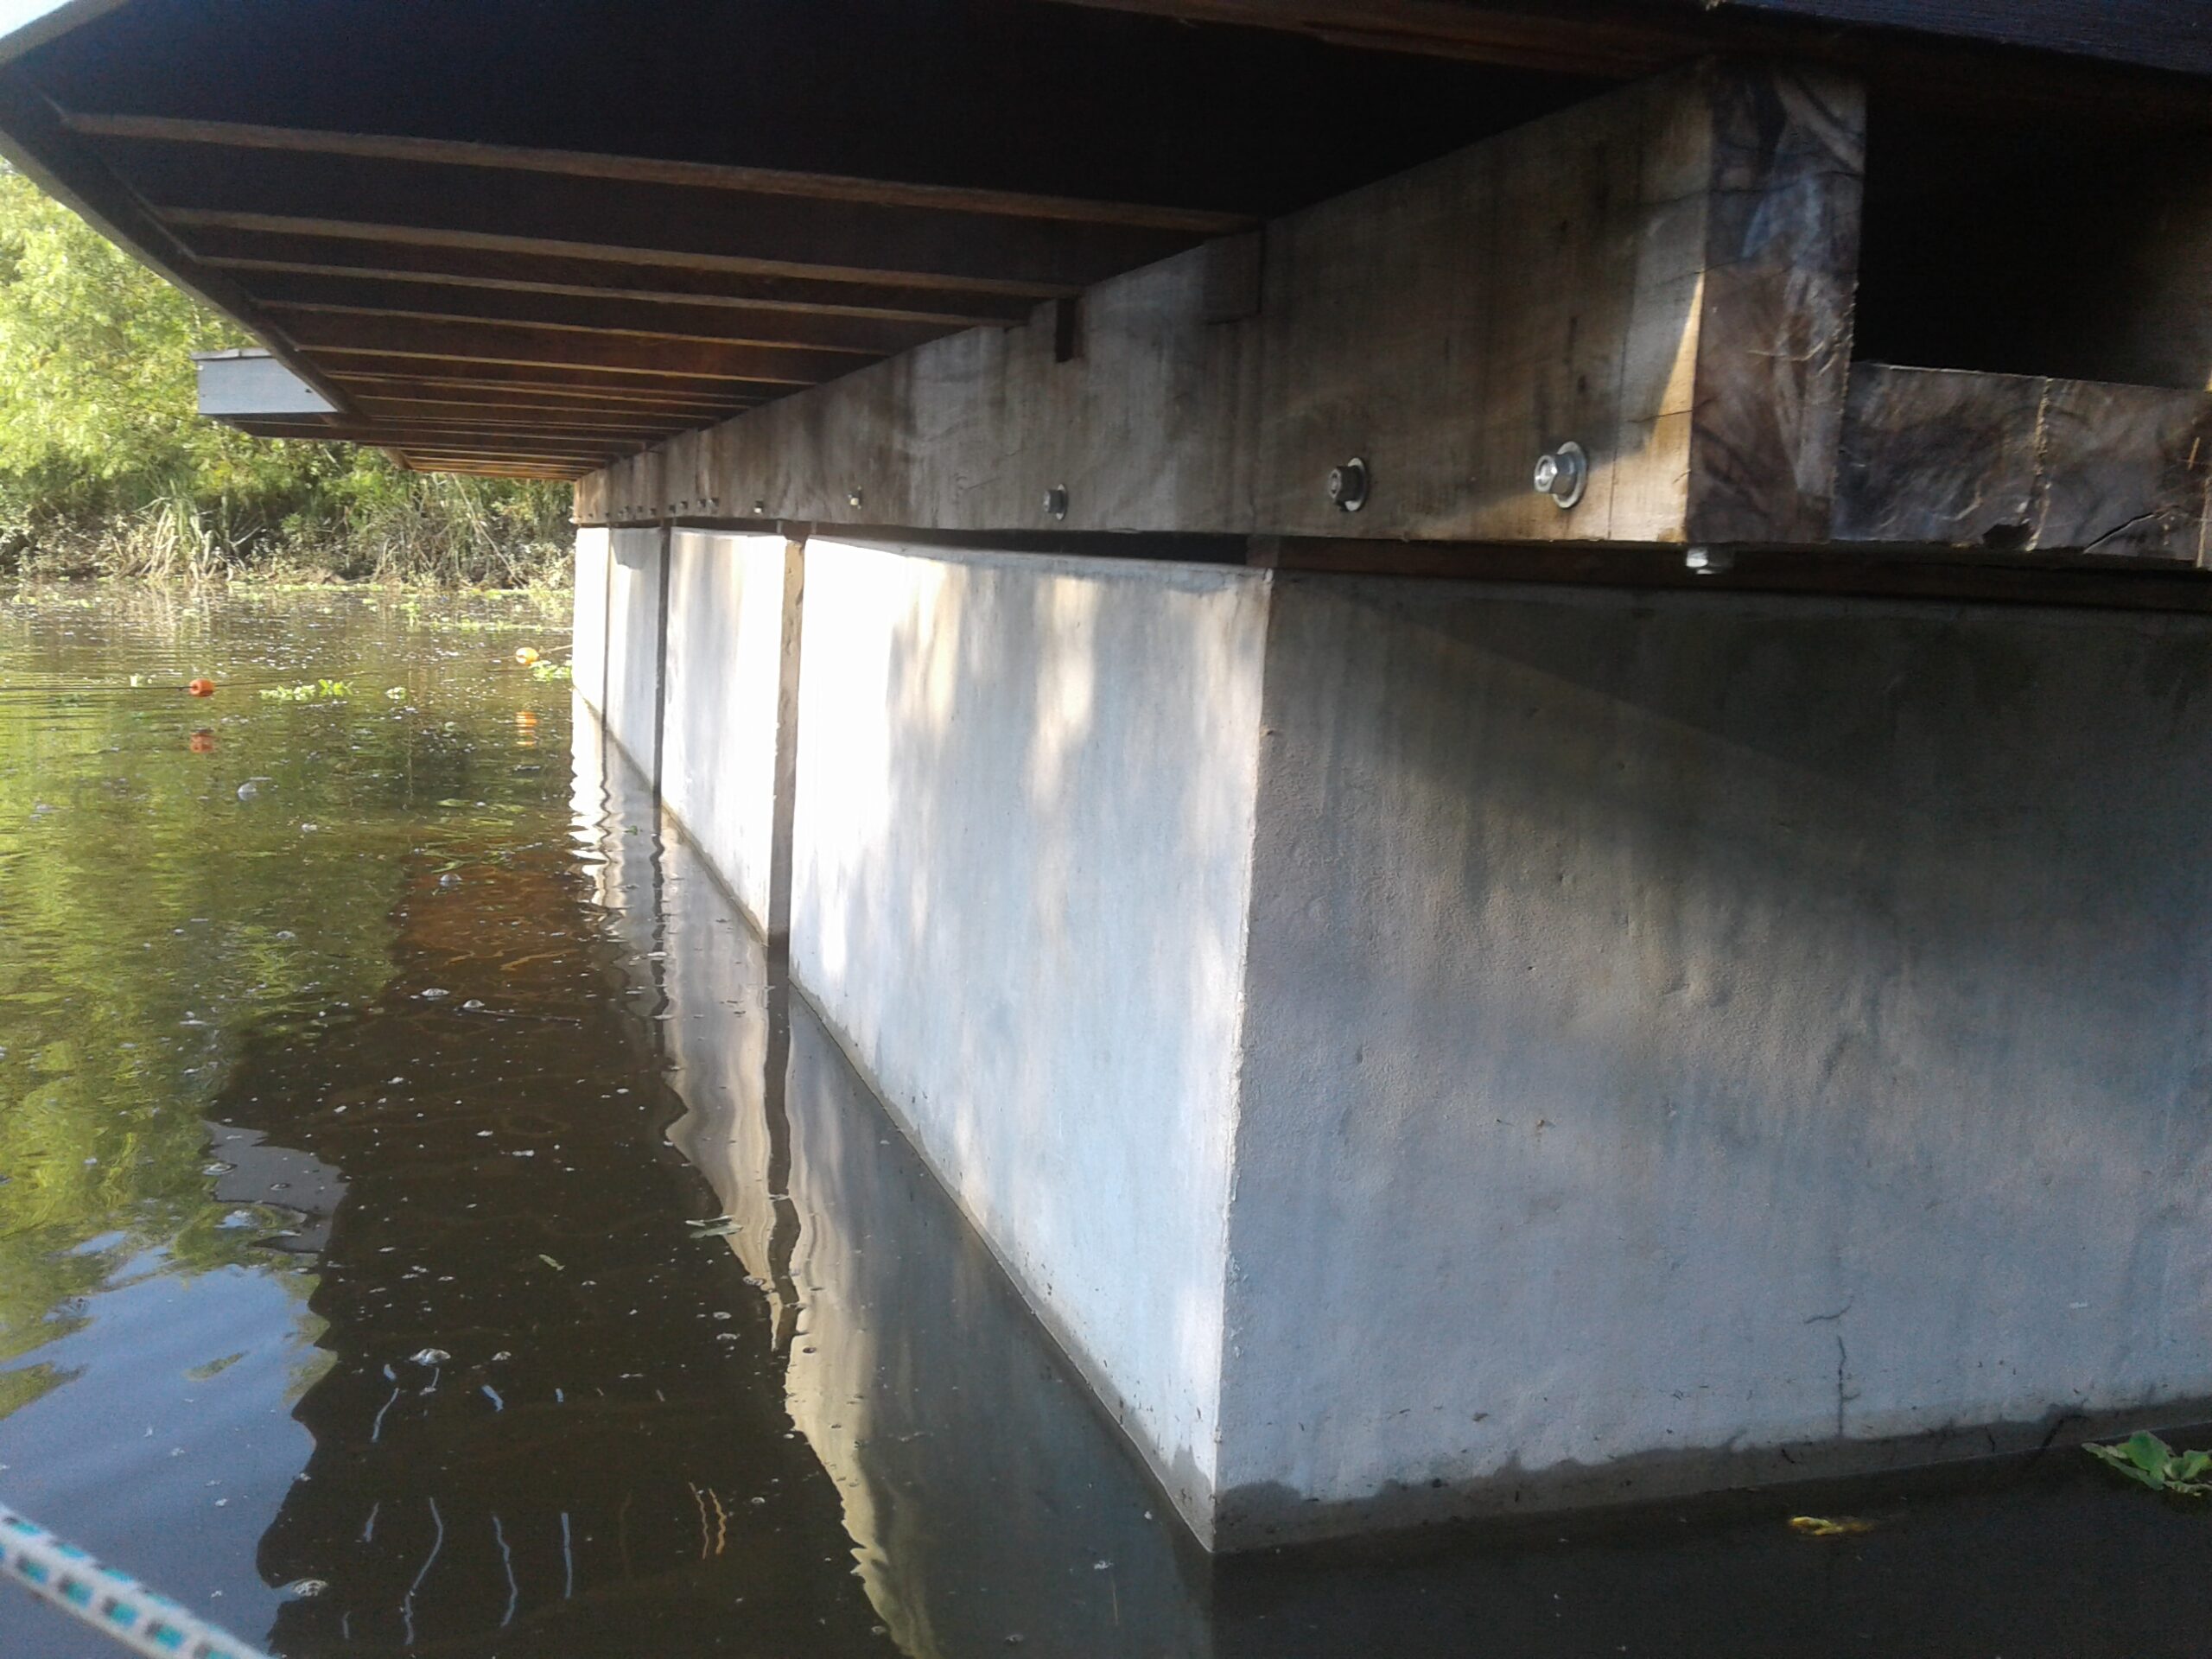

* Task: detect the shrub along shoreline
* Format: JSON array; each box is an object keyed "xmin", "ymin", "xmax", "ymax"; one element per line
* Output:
[{"xmin": 0, "ymin": 161, "xmax": 574, "ymax": 589}]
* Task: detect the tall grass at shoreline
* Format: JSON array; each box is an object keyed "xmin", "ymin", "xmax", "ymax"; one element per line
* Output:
[{"xmin": 5, "ymin": 473, "xmax": 575, "ymax": 588}]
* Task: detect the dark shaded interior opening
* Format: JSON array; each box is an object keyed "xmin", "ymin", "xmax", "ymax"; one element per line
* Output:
[{"xmin": 1854, "ymin": 93, "xmax": 2212, "ymax": 391}]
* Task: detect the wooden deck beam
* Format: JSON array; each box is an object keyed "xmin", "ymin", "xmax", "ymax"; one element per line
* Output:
[
  {"xmin": 581, "ymin": 60, "xmax": 1866, "ymax": 551},
  {"xmin": 1834, "ymin": 364, "xmax": 2212, "ymax": 560}
]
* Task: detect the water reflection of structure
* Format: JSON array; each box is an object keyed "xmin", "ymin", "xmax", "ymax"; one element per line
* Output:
[
  {"xmin": 207, "ymin": 764, "xmax": 890, "ymax": 1653},
  {"xmin": 191, "ymin": 699, "xmax": 2212, "ymax": 1659}
]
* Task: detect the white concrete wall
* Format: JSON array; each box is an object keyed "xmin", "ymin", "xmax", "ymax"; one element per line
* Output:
[
  {"xmin": 660, "ymin": 531, "xmax": 789, "ymax": 929},
  {"xmin": 571, "ymin": 527, "xmax": 609, "ymax": 715},
  {"xmin": 1217, "ymin": 575, "xmax": 2212, "ymax": 1542},
  {"xmin": 788, "ymin": 537, "xmax": 1272, "ymax": 1535},
  {"xmin": 604, "ymin": 526, "xmax": 665, "ymax": 779}
]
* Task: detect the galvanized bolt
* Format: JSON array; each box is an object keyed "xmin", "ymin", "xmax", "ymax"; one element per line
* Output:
[
  {"xmin": 1533, "ymin": 442, "xmax": 1587, "ymax": 510},
  {"xmin": 847, "ymin": 487, "xmax": 864, "ymax": 511},
  {"xmin": 1685, "ymin": 545, "xmax": 1734, "ymax": 576},
  {"xmin": 753, "ymin": 499, "xmax": 767, "ymax": 516},
  {"xmin": 1043, "ymin": 486, "xmax": 1069, "ymax": 521},
  {"xmin": 1325, "ymin": 456, "xmax": 1370, "ymax": 513}
]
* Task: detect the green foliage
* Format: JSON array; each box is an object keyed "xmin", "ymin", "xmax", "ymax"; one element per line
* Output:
[
  {"xmin": 2086, "ymin": 1432, "xmax": 2212, "ymax": 1497},
  {"xmin": 0, "ymin": 163, "xmax": 572, "ymax": 585},
  {"xmin": 530, "ymin": 660, "xmax": 574, "ymax": 683}
]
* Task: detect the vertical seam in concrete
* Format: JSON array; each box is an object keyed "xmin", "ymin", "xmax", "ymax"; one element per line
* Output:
[
  {"xmin": 766, "ymin": 534, "xmax": 807, "ymax": 944},
  {"xmin": 651, "ymin": 521, "xmax": 673, "ymax": 795},
  {"xmin": 596, "ymin": 527, "xmax": 613, "ymax": 719},
  {"xmin": 1206, "ymin": 565, "xmax": 1277, "ymax": 1535}
]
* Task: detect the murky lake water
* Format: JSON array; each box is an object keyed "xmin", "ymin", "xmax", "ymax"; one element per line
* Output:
[{"xmin": 2, "ymin": 585, "xmax": 2209, "ymax": 1659}]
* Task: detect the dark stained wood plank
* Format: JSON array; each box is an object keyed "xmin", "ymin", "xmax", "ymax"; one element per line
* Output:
[
  {"xmin": 1033, "ymin": 0, "xmax": 1696, "ymax": 76},
  {"xmin": 162, "ymin": 207, "xmax": 1068, "ymax": 299},
  {"xmin": 226, "ymin": 419, "xmax": 646, "ymax": 457},
  {"xmin": 333, "ymin": 374, "xmax": 753, "ymax": 416},
  {"xmin": 1712, "ymin": 0, "xmax": 2212, "ymax": 79},
  {"xmin": 346, "ymin": 399, "xmax": 693, "ymax": 434},
  {"xmin": 277, "ymin": 313, "xmax": 858, "ymax": 385},
  {"xmin": 311, "ymin": 353, "xmax": 802, "ymax": 397},
  {"xmin": 1834, "ymin": 363, "xmax": 2212, "ymax": 561},
  {"xmin": 100, "ymin": 137, "xmax": 1203, "ymax": 294},
  {"xmin": 63, "ymin": 112, "xmax": 1255, "ymax": 233},
  {"xmin": 181, "ymin": 226, "xmax": 1035, "ymax": 325},
  {"xmin": 246, "ymin": 273, "xmax": 950, "ymax": 357}
]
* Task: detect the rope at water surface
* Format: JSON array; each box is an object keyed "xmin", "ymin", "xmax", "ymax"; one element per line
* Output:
[{"xmin": 0, "ymin": 1501, "xmax": 275, "ymax": 1659}]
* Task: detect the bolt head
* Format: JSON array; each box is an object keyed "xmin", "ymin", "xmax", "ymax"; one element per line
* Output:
[
  {"xmin": 847, "ymin": 488, "xmax": 864, "ymax": 510},
  {"xmin": 1534, "ymin": 442, "xmax": 1587, "ymax": 509},
  {"xmin": 753, "ymin": 499, "xmax": 767, "ymax": 515},
  {"xmin": 1043, "ymin": 486, "xmax": 1069, "ymax": 521},
  {"xmin": 1325, "ymin": 456, "xmax": 1370, "ymax": 513}
]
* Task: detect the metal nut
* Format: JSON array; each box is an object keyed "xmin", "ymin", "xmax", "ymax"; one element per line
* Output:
[
  {"xmin": 1043, "ymin": 486, "xmax": 1070, "ymax": 521},
  {"xmin": 847, "ymin": 487, "xmax": 865, "ymax": 511},
  {"xmin": 752, "ymin": 499, "xmax": 768, "ymax": 516},
  {"xmin": 1533, "ymin": 442, "xmax": 1587, "ymax": 509},
  {"xmin": 1325, "ymin": 456, "xmax": 1370, "ymax": 514}
]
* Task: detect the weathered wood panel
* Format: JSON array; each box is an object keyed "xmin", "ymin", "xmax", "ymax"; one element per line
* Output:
[
  {"xmin": 582, "ymin": 60, "xmax": 1867, "ymax": 548},
  {"xmin": 1834, "ymin": 364, "xmax": 2212, "ymax": 562}
]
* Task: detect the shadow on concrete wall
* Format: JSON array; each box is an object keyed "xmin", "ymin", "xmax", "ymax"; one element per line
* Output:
[{"xmin": 1225, "ymin": 575, "xmax": 2212, "ymax": 1519}]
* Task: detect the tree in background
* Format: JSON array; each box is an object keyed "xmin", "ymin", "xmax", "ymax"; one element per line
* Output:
[{"xmin": 0, "ymin": 164, "xmax": 570, "ymax": 583}]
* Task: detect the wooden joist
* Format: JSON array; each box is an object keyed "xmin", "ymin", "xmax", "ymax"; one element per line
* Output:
[
  {"xmin": 1834, "ymin": 365, "xmax": 2212, "ymax": 562},
  {"xmin": 245, "ymin": 275, "xmax": 950, "ymax": 357},
  {"xmin": 181, "ymin": 226, "xmax": 1039, "ymax": 326},
  {"xmin": 315, "ymin": 355, "xmax": 782, "ymax": 397},
  {"xmin": 272, "ymin": 313, "xmax": 860, "ymax": 385},
  {"xmin": 62, "ymin": 113, "xmax": 1255, "ymax": 234},
  {"xmin": 334, "ymin": 375, "xmax": 754, "ymax": 415},
  {"xmin": 92, "ymin": 133, "xmax": 1211, "ymax": 296},
  {"xmin": 582, "ymin": 60, "xmax": 1865, "ymax": 550}
]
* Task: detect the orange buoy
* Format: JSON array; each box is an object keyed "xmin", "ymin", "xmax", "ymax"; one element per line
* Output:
[
  {"xmin": 188, "ymin": 729, "xmax": 217, "ymax": 753},
  {"xmin": 514, "ymin": 646, "xmax": 541, "ymax": 666},
  {"xmin": 187, "ymin": 678, "xmax": 216, "ymax": 697}
]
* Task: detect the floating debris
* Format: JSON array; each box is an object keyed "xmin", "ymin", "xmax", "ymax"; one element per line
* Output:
[
  {"xmin": 1789, "ymin": 1515, "xmax": 1876, "ymax": 1537},
  {"xmin": 408, "ymin": 1348, "xmax": 450, "ymax": 1366}
]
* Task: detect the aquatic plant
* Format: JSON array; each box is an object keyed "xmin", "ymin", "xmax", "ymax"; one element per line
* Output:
[
  {"xmin": 257, "ymin": 678, "xmax": 352, "ymax": 702},
  {"xmin": 530, "ymin": 660, "xmax": 573, "ymax": 683},
  {"xmin": 2086, "ymin": 1431, "xmax": 2212, "ymax": 1497}
]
